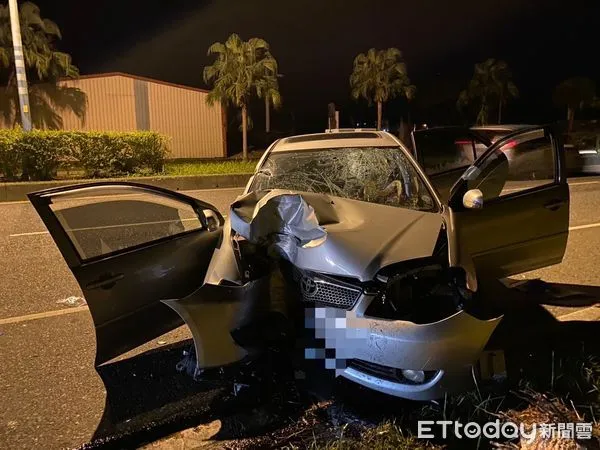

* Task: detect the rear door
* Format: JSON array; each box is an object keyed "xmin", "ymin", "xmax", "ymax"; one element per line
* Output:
[
  {"xmin": 412, "ymin": 127, "xmax": 492, "ymax": 202},
  {"xmin": 447, "ymin": 125, "xmax": 569, "ymax": 279},
  {"xmin": 28, "ymin": 182, "xmax": 224, "ymax": 365}
]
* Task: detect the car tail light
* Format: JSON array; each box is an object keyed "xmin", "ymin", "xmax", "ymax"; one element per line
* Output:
[{"xmin": 501, "ymin": 140, "xmax": 517, "ymax": 150}]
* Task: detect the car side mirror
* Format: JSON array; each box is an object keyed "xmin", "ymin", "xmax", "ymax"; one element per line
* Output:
[
  {"xmin": 463, "ymin": 189, "xmax": 483, "ymax": 209},
  {"xmin": 203, "ymin": 209, "xmax": 220, "ymax": 231}
]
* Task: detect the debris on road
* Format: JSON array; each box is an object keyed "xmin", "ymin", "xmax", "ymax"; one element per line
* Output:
[
  {"xmin": 233, "ymin": 383, "xmax": 249, "ymax": 396},
  {"xmin": 56, "ymin": 296, "xmax": 86, "ymax": 307}
]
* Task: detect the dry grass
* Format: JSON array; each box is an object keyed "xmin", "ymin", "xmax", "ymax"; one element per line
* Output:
[
  {"xmin": 307, "ymin": 421, "xmax": 440, "ymax": 450},
  {"xmin": 237, "ymin": 347, "xmax": 600, "ymax": 449}
]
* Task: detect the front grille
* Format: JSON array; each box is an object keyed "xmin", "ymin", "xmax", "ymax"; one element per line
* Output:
[
  {"xmin": 348, "ymin": 359, "xmax": 398, "ymax": 381},
  {"xmin": 347, "ymin": 359, "xmax": 438, "ymax": 385},
  {"xmin": 297, "ymin": 272, "xmax": 362, "ymax": 309}
]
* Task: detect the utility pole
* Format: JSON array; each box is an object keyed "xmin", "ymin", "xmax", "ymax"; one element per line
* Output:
[
  {"xmin": 327, "ymin": 102, "xmax": 336, "ymax": 129},
  {"xmin": 8, "ymin": 0, "xmax": 31, "ymax": 131},
  {"xmin": 265, "ymin": 96, "xmax": 270, "ymax": 134}
]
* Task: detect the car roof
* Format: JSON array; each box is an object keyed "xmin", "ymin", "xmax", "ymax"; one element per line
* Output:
[
  {"xmin": 413, "ymin": 125, "xmax": 472, "ymax": 133},
  {"xmin": 271, "ymin": 130, "xmax": 400, "ymax": 153},
  {"xmin": 471, "ymin": 124, "xmax": 534, "ymax": 132}
]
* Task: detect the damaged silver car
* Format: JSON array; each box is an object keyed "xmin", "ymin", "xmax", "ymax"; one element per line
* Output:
[{"xmin": 29, "ymin": 125, "xmax": 569, "ymax": 401}]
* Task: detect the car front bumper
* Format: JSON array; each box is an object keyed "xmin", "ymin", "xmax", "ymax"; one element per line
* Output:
[
  {"xmin": 305, "ymin": 292, "xmax": 502, "ymax": 401},
  {"xmin": 340, "ymin": 364, "xmax": 473, "ymax": 401}
]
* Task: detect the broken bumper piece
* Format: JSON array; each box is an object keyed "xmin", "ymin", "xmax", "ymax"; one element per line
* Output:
[
  {"xmin": 162, "ymin": 276, "xmax": 271, "ymax": 369},
  {"xmin": 305, "ymin": 293, "xmax": 502, "ymax": 400}
]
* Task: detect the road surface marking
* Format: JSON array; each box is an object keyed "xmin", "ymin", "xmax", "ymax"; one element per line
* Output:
[
  {"xmin": 0, "ymin": 306, "xmax": 89, "ymax": 325},
  {"xmin": 9, "ymin": 230, "xmax": 49, "ymax": 237},
  {"xmin": 3, "ymin": 302, "xmax": 597, "ymax": 327},
  {"xmin": 502, "ymin": 180, "xmax": 600, "ymax": 193},
  {"xmin": 0, "ymin": 180, "xmax": 596, "ymax": 206},
  {"xmin": 569, "ymin": 180, "xmax": 600, "ymax": 186},
  {"xmin": 8, "ymin": 218, "xmax": 599, "ymax": 238},
  {"xmin": 556, "ymin": 305, "xmax": 600, "ymax": 322},
  {"xmin": 9, "ymin": 216, "xmax": 228, "ymax": 237},
  {"xmin": 0, "ymin": 186, "xmax": 245, "ymax": 205},
  {"xmin": 569, "ymin": 222, "xmax": 600, "ymax": 231}
]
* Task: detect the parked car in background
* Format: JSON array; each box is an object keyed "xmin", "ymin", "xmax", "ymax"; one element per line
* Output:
[
  {"xmin": 563, "ymin": 132, "xmax": 600, "ymax": 175},
  {"xmin": 28, "ymin": 126, "xmax": 569, "ymax": 402},
  {"xmin": 471, "ymin": 124, "xmax": 533, "ymax": 144},
  {"xmin": 410, "ymin": 125, "xmax": 554, "ymax": 202},
  {"xmin": 473, "ymin": 124, "xmax": 600, "ymax": 175},
  {"xmin": 409, "ymin": 126, "xmax": 492, "ymax": 201}
]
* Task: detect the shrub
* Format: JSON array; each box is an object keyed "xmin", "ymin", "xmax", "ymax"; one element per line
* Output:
[
  {"xmin": 127, "ymin": 132, "xmax": 169, "ymax": 173},
  {"xmin": 76, "ymin": 132, "xmax": 136, "ymax": 177},
  {"xmin": 18, "ymin": 130, "xmax": 76, "ymax": 180},
  {"xmin": 0, "ymin": 129, "xmax": 169, "ymax": 181},
  {"xmin": 0, "ymin": 129, "xmax": 22, "ymax": 180}
]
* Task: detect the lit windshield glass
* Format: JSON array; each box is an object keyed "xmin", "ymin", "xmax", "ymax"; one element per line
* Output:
[{"xmin": 250, "ymin": 146, "xmax": 436, "ymax": 212}]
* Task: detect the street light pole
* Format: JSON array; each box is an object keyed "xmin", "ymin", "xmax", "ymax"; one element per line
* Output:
[{"xmin": 8, "ymin": 0, "xmax": 31, "ymax": 131}]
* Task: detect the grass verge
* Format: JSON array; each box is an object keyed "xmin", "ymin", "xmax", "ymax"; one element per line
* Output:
[
  {"xmin": 163, "ymin": 160, "xmax": 257, "ymax": 176},
  {"xmin": 48, "ymin": 160, "xmax": 257, "ymax": 181},
  {"xmin": 225, "ymin": 343, "xmax": 600, "ymax": 449}
]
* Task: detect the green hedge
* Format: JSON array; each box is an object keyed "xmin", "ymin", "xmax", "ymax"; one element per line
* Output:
[{"xmin": 0, "ymin": 129, "xmax": 169, "ymax": 181}]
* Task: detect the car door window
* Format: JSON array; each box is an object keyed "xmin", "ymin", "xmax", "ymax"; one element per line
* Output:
[
  {"xmin": 48, "ymin": 186, "xmax": 203, "ymax": 261},
  {"xmin": 413, "ymin": 130, "xmax": 477, "ymax": 175},
  {"xmin": 464, "ymin": 129, "xmax": 556, "ymax": 201}
]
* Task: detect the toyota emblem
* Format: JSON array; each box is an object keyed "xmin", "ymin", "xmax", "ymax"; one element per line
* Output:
[{"xmin": 300, "ymin": 276, "xmax": 318, "ymax": 297}]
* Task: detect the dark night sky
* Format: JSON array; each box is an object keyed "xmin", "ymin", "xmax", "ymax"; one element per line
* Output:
[{"xmin": 34, "ymin": 0, "xmax": 600, "ymax": 132}]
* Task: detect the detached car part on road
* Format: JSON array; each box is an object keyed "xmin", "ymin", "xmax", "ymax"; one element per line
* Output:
[{"xmin": 29, "ymin": 125, "xmax": 570, "ymax": 401}]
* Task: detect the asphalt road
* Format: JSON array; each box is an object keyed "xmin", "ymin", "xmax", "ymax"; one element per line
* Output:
[{"xmin": 1, "ymin": 181, "xmax": 600, "ymax": 449}]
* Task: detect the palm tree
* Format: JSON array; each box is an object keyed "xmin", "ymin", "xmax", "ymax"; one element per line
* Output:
[
  {"xmin": 350, "ymin": 48, "xmax": 415, "ymax": 131},
  {"xmin": 203, "ymin": 33, "xmax": 279, "ymax": 160},
  {"xmin": 553, "ymin": 77, "xmax": 597, "ymax": 132},
  {"xmin": 0, "ymin": 2, "xmax": 86, "ymax": 129},
  {"xmin": 256, "ymin": 72, "xmax": 282, "ymax": 134},
  {"xmin": 492, "ymin": 60, "xmax": 518, "ymax": 124},
  {"xmin": 458, "ymin": 59, "xmax": 518, "ymax": 125}
]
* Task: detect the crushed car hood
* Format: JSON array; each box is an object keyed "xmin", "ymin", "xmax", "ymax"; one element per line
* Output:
[{"xmin": 230, "ymin": 190, "xmax": 443, "ymax": 282}]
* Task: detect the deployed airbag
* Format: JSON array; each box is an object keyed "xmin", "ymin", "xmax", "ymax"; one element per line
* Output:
[{"xmin": 230, "ymin": 190, "xmax": 327, "ymax": 262}]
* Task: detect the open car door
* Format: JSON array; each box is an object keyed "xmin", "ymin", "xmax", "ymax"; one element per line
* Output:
[
  {"xmin": 446, "ymin": 125, "xmax": 569, "ymax": 280},
  {"xmin": 412, "ymin": 127, "xmax": 492, "ymax": 203},
  {"xmin": 28, "ymin": 182, "xmax": 224, "ymax": 365}
]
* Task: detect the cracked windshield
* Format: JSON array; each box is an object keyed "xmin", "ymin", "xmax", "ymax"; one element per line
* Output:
[{"xmin": 252, "ymin": 147, "xmax": 435, "ymax": 211}]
